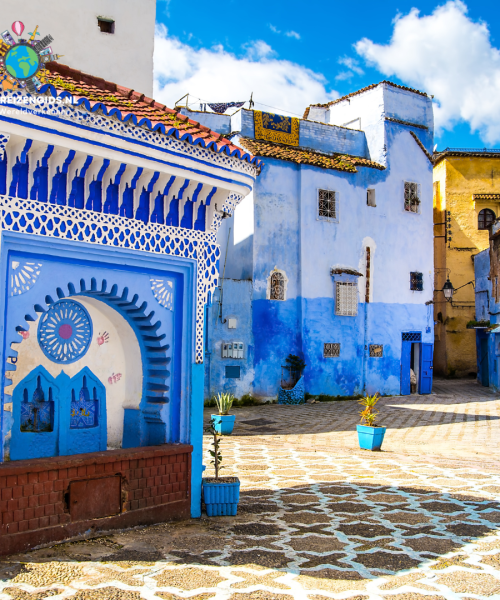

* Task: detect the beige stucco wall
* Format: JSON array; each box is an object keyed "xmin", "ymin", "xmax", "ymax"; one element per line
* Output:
[{"xmin": 433, "ymin": 156, "xmax": 500, "ymax": 376}]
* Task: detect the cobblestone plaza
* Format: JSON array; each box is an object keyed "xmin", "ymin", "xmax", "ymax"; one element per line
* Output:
[{"xmin": 1, "ymin": 379, "xmax": 500, "ymax": 599}]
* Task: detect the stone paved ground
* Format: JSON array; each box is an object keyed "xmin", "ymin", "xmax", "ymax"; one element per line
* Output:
[{"xmin": 2, "ymin": 379, "xmax": 500, "ymax": 600}]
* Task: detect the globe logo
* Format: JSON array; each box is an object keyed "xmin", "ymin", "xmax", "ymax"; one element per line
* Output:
[{"xmin": 5, "ymin": 44, "xmax": 40, "ymax": 80}]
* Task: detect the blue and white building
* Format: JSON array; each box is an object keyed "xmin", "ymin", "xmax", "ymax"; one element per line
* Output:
[
  {"xmin": 0, "ymin": 59, "xmax": 258, "ymax": 539},
  {"xmin": 187, "ymin": 81, "xmax": 436, "ymax": 400}
]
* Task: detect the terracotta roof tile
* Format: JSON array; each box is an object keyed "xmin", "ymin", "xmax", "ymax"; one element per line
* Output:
[
  {"xmin": 304, "ymin": 81, "xmax": 428, "ymax": 115},
  {"xmin": 434, "ymin": 148, "xmax": 500, "ymax": 165},
  {"xmin": 238, "ymin": 137, "xmax": 385, "ymax": 173},
  {"xmin": 473, "ymin": 194, "xmax": 500, "ymax": 200},
  {"xmin": 39, "ymin": 62, "xmax": 260, "ymax": 167}
]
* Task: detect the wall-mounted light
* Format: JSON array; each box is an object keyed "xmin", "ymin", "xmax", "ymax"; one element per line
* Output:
[
  {"xmin": 443, "ymin": 278, "xmax": 454, "ymax": 302},
  {"xmin": 426, "ymin": 277, "xmax": 475, "ymax": 305}
]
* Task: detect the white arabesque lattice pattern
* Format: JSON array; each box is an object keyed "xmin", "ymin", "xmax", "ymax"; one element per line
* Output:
[
  {"xmin": 0, "ymin": 92, "xmax": 258, "ymax": 179},
  {"xmin": 0, "ymin": 132, "xmax": 10, "ymax": 159},
  {"xmin": 0, "ymin": 195, "xmax": 245, "ymax": 363},
  {"xmin": 335, "ymin": 281, "xmax": 358, "ymax": 316}
]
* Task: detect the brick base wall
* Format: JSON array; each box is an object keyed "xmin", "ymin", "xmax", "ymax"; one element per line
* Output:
[{"xmin": 0, "ymin": 444, "xmax": 192, "ymax": 556}]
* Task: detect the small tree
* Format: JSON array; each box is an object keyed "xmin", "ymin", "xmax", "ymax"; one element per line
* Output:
[
  {"xmin": 282, "ymin": 354, "xmax": 306, "ymax": 388},
  {"xmin": 285, "ymin": 354, "xmax": 306, "ymax": 373},
  {"xmin": 205, "ymin": 417, "xmax": 223, "ymax": 480},
  {"xmin": 358, "ymin": 392, "xmax": 380, "ymax": 426}
]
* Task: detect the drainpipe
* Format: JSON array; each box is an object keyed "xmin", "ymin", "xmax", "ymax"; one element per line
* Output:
[{"xmin": 362, "ymin": 300, "xmax": 368, "ymax": 394}]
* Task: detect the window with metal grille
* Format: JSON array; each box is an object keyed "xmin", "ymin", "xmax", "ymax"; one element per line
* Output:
[
  {"xmin": 478, "ymin": 208, "xmax": 495, "ymax": 230},
  {"xmin": 270, "ymin": 272, "xmax": 285, "ymax": 300},
  {"xmin": 335, "ymin": 282, "xmax": 358, "ymax": 316},
  {"xmin": 404, "ymin": 181, "xmax": 420, "ymax": 213},
  {"xmin": 402, "ymin": 332, "xmax": 421, "ymax": 342},
  {"xmin": 369, "ymin": 344, "xmax": 383, "ymax": 357},
  {"xmin": 410, "ymin": 272, "xmax": 423, "ymax": 291},
  {"xmin": 318, "ymin": 189, "xmax": 338, "ymax": 221},
  {"xmin": 324, "ymin": 343, "xmax": 340, "ymax": 357}
]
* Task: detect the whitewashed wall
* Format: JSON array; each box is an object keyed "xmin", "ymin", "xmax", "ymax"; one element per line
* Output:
[{"xmin": 1, "ymin": 0, "xmax": 155, "ymax": 95}]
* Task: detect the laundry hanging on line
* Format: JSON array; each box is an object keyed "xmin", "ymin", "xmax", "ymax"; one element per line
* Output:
[{"xmin": 203, "ymin": 102, "xmax": 245, "ymax": 114}]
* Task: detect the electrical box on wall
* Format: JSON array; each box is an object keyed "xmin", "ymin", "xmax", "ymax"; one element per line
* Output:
[
  {"xmin": 234, "ymin": 342, "xmax": 244, "ymax": 358},
  {"xmin": 228, "ymin": 318, "xmax": 237, "ymax": 329},
  {"xmin": 221, "ymin": 341, "xmax": 244, "ymax": 359}
]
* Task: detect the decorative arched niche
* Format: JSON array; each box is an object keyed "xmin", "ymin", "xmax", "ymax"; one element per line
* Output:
[
  {"xmin": 266, "ymin": 267, "xmax": 289, "ymax": 301},
  {"xmin": 4, "ymin": 295, "xmax": 142, "ymax": 458}
]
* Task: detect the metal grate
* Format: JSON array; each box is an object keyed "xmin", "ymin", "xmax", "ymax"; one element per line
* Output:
[
  {"xmin": 335, "ymin": 282, "xmax": 358, "ymax": 316},
  {"xmin": 369, "ymin": 344, "xmax": 383, "ymax": 357},
  {"xmin": 402, "ymin": 332, "xmax": 421, "ymax": 342},
  {"xmin": 404, "ymin": 181, "xmax": 420, "ymax": 213},
  {"xmin": 324, "ymin": 343, "xmax": 340, "ymax": 357},
  {"xmin": 318, "ymin": 189, "xmax": 337, "ymax": 221},
  {"xmin": 365, "ymin": 247, "xmax": 371, "ymax": 303},
  {"xmin": 225, "ymin": 365, "xmax": 241, "ymax": 378},
  {"xmin": 270, "ymin": 272, "xmax": 285, "ymax": 300},
  {"xmin": 410, "ymin": 272, "xmax": 423, "ymax": 291}
]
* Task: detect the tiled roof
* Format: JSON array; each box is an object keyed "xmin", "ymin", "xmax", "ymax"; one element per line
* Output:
[
  {"xmin": 238, "ymin": 137, "xmax": 385, "ymax": 173},
  {"xmin": 385, "ymin": 117, "xmax": 428, "ymax": 130},
  {"xmin": 39, "ymin": 63, "xmax": 261, "ymax": 167},
  {"xmin": 331, "ymin": 267, "xmax": 363, "ymax": 276},
  {"xmin": 303, "ymin": 81, "xmax": 428, "ymax": 117},
  {"xmin": 434, "ymin": 148, "xmax": 500, "ymax": 165},
  {"xmin": 473, "ymin": 194, "xmax": 500, "ymax": 200}
]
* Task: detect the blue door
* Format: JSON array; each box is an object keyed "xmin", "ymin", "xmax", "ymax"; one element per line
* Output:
[
  {"xmin": 419, "ymin": 343, "xmax": 434, "ymax": 394},
  {"xmin": 480, "ymin": 337, "xmax": 490, "ymax": 387},
  {"xmin": 401, "ymin": 341, "xmax": 412, "ymax": 395}
]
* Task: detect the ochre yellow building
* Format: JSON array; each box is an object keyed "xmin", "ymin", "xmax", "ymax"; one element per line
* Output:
[{"xmin": 433, "ymin": 150, "xmax": 500, "ymax": 377}]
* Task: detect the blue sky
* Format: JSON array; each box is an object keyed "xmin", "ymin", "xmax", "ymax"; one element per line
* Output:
[{"xmin": 154, "ymin": 0, "xmax": 500, "ymax": 150}]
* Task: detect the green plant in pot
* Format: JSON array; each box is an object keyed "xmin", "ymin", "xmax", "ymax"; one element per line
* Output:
[
  {"xmin": 356, "ymin": 392, "xmax": 386, "ymax": 451},
  {"xmin": 211, "ymin": 392, "xmax": 236, "ymax": 435},
  {"xmin": 202, "ymin": 417, "xmax": 240, "ymax": 516}
]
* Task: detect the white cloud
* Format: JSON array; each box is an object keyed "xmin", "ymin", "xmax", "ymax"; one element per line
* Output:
[
  {"xmin": 269, "ymin": 25, "xmax": 301, "ymax": 40},
  {"xmin": 335, "ymin": 56, "xmax": 364, "ymax": 81},
  {"xmin": 355, "ymin": 0, "xmax": 500, "ymax": 144},
  {"xmin": 338, "ymin": 56, "xmax": 364, "ymax": 76},
  {"xmin": 153, "ymin": 24, "xmax": 336, "ymax": 116},
  {"xmin": 335, "ymin": 71, "xmax": 355, "ymax": 81}
]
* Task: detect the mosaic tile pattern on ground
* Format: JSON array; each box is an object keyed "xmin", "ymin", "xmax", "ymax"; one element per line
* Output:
[{"xmin": 1, "ymin": 379, "xmax": 500, "ymax": 599}]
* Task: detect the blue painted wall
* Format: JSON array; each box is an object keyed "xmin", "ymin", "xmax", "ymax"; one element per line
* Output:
[
  {"xmin": 473, "ymin": 246, "xmax": 500, "ymax": 391},
  {"xmin": 0, "ymin": 234, "xmax": 198, "ymax": 472},
  {"xmin": 206, "ymin": 93, "xmax": 435, "ymax": 399},
  {"xmin": 206, "ymin": 279, "xmax": 254, "ymax": 399}
]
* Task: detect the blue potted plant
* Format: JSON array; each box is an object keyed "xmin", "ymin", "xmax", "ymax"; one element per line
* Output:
[
  {"xmin": 211, "ymin": 392, "xmax": 235, "ymax": 435},
  {"xmin": 203, "ymin": 417, "xmax": 240, "ymax": 516},
  {"xmin": 357, "ymin": 392, "xmax": 386, "ymax": 451}
]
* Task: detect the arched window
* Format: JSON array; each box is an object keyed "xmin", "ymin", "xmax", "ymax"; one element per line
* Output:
[
  {"xmin": 270, "ymin": 272, "xmax": 285, "ymax": 300},
  {"xmin": 478, "ymin": 208, "xmax": 496, "ymax": 230}
]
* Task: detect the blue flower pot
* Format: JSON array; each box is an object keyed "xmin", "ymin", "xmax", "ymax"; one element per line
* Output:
[
  {"xmin": 357, "ymin": 424, "xmax": 386, "ymax": 451},
  {"xmin": 211, "ymin": 414, "xmax": 235, "ymax": 435},
  {"xmin": 203, "ymin": 478, "xmax": 240, "ymax": 516}
]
